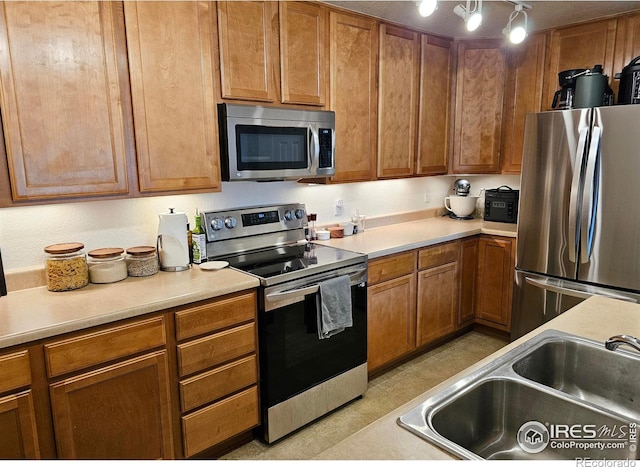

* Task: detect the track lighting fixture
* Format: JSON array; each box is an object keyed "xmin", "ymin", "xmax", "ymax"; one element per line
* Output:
[
  {"xmin": 453, "ymin": 0, "xmax": 483, "ymax": 32},
  {"xmin": 416, "ymin": 0, "xmax": 438, "ymax": 18},
  {"xmin": 503, "ymin": 2, "xmax": 530, "ymax": 44}
]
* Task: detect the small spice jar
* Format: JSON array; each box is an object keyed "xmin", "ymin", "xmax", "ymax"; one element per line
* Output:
[
  {"xmin": 44, "ymin": 243, "xmax": 89, "ymax": 292},
  {"xmin": 87, "ymin": 248, "xmax": 127, "ymax": 284},
  {"xmin": 126, "ymin": 246, "xmax": 159, "ymax": 277}
]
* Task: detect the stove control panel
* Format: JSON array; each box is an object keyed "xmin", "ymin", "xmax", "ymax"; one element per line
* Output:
[{"xmin": 202, "ymin": 203, "xmax": 307, "ymax": 243}]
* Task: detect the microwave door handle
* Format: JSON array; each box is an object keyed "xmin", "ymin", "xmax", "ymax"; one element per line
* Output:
[
  {"xmin": 580, "ymin": 124, "xmax": 601, "ymax": 264},
  {"xmin": 310, "ymin": 127, "xmax": 320, "ymax": 162},
  {"xmin": 568, "ymin": 126, "xmax": 589, "ymax": 263}
]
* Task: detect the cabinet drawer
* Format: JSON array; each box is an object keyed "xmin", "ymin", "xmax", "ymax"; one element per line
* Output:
[
  {"xmin": 181, "ymin": 386, "xmax": 259, "ymax": 458},
  {"xmin": 368, "ymin": 252, "xmax": 415, "ymax": 285},
  {"xmin": 418, "ymin": 241, "xmax": 460, "ymax": 270},
  {"xmin": 179, "ymin": 355, "xmax": 257, "ymax": 413},
  {"xmin": 177, "ymin": 322, "xmax": 255, "ymax": 377},
  {"xmin": 0, "ymin": 350, "xmax": 31, "ymax": 394},
  {"xmin": 45, "ymin": 316, "xmax": 166, "ymax": 378},
  {"xmin": 175, "ymin": 291, "xmax": 256, "ymax": 341}
]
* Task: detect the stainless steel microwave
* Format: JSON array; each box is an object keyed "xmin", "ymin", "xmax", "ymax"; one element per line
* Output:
[{"xmin": 218, "ymin": 103, "xmax": 335, "ymax": 181}]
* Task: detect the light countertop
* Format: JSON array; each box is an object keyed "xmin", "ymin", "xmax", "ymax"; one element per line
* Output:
[
  {"xmin": 315, "ymin": 295, "xmax": 640, "ymax": 460},
  {"xmin": 316, "ymin": 217, "xmax": 516, "ymax": 259},
  {"xmin": 0, "ymin": 216, "xmax": 515, "ymax": 350},
  {"xmin": 0, "ymin": 266, "xmax": 259, "ymax": 349}
]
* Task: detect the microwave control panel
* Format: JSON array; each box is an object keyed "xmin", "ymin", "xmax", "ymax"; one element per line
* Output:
[{"xmin": 319, "ymin": 128, "xmax": 333, "ymax": 168}]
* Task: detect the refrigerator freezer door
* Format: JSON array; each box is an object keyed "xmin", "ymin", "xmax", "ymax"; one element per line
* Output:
[
  {"xmin": 516, "ymin": 109, "xmax": 591, "ymax": 279},
  {"xmin": 511, "ymin": 270, "xmax": 640, "ymax": 340},
  {"xmin": 577, "ymin": 105, "xmax": 640, "ymax": 292}
]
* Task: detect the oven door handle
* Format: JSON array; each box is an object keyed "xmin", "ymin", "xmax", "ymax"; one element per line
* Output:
[{"xmin": 266, "ymin": 267, "xmax": 367, "ymax": 303}]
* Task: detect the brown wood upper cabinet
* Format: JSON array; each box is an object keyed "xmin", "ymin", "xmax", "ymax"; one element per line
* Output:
[
  {"xmin": 0, "ymin": 2, "xmax": 132, "ymax": 201},
  {"xmin": 416, "ymin": 35, "xmax": 454, "ymax": 176},
  {"xmin": 453, "ymin": 40, "xmax": 505, "ymax": 174},
  {"xmin": 329, "ymin": 11, "xmax": 378, "ymax": 183},
  {"xmin": 500, "ymin": 33, "xmax": 547, "ymax": 174},
  {"xmin": 543, "ymin": 18, "xmax": 617, "ymax": 111},
  {"xmin": 124, "ymin": 1, "xmax": 221, "ymax": 193},
  {"xmin": 217, "ymin": 1, "xmax": 278, "ymax": 102},
  {"xmin": 279, "ymin": 2, "xmax": 328, "ymax": 106},
  {"xmin": 377, "ymin": 25, "xmax": 419, "ymax": 178},
  {"xmin": 613, "ymin": 12, "xmax": 640, "ymax": 99}
]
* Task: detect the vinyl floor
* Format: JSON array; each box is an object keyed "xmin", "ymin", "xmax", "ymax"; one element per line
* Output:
[{"xmin": 221, "ymin": 330, "xmax": 507, "ymax": 460}]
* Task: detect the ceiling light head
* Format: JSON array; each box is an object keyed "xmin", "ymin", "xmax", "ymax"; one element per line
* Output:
[
  {"xmin": 454, "ymin": 0, "xmax": 483, "ymax": 32},
  {"xmin": 417, "ymin": 0, "xmax": 438, "ymax": 18},
  {"xmin": 503, "ymin": 2, "xmax": 529, "ymax": 44}
]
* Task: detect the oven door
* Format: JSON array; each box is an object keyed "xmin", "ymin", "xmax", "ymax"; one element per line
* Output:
[{"xmin": 259, "ymin": 265, "xmax": 368, "ymax": 409}]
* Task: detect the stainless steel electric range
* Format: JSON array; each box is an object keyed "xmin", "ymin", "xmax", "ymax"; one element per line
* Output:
[{"xmin": 202, "ymin": 203, "xmax": 368, "ymax": 443}]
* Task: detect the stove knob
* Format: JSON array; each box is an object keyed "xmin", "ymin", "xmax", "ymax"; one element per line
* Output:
[
  {"xmin": 224, "ymin": 217, "xmax": 237, "ymax": 229},
  {"xmin": 284, "ymin": 210, "xmax": 295, "ymax": 221},
  {"xmin": 295, "ymin": 209, "xmax": 305, "ymax": 219},
  {"xmin": 210, "ymin": 217, "xmax": 224, "ymax": 231}
]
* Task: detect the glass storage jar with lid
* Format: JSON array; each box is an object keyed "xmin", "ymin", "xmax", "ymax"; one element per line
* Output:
[
  {"xmin": 126, "ymin": 246, "xmax": 159, "ymax": 277},
  {"xmin": 44, "ymin": 243, "xmax": 89, "ymax": 292},
  {"xmin": 87, "ymin": 248, "xmax": 127, "ymax": 284}
]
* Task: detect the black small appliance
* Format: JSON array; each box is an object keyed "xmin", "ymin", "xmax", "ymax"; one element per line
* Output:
[
  {"xmin": 615, "ymin": 55, "xmax": 640, "ymax": 104},
  {"xmin": 484, "ymin": 186, "xmax": 519, "ymax": 224},
  {"xmin": 551, "ymin": 69, "xmax": 586, "ymax": 109}
]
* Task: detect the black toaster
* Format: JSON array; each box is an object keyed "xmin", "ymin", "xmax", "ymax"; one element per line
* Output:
[{"xmin": 484, "ymin": 186, "xmax": 519, "ymax": 224}]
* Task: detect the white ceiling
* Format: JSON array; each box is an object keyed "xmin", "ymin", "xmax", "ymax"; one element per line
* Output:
[{"xmin": 321, "ymin": 1, "xmax": 640, "ymax": 40}]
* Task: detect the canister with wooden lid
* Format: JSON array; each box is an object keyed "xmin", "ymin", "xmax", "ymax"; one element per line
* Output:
[
  {"xmin": 44, "ymin": 243, "xmax": 89, "ymax": 292},
  {"xmin": 87, "ymin": 248, "xmax": 127, "ymax": 284}
]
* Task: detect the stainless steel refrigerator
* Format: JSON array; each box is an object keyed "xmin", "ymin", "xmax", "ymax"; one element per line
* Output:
[{"xmin": 512, "ymin": 105, "xmax": 640, "ymax": 340}]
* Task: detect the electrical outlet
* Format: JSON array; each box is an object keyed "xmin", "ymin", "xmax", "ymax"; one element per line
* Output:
[
  {"xmin": 424, "ymin": 192, "xmax": 431, "ymax": 203},
  {"xmin": 334, "ymin": 198, "xmax": 344, "ymax": 216}
]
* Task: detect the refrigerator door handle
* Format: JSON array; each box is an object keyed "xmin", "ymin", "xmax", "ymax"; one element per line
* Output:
[
  {"xmin": 568, "ymin": 127, "xmax": 590, "ymax": 263},
  {"xmin": 525, "ymin": 276, "xmax": 637, "ymax": 303},
  {"xmin": 580, "ymin": 125, "xmax": 601, "ymax": 264}
]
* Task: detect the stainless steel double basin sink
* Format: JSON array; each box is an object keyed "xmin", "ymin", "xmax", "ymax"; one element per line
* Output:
[{"xmin": 398, "ymin": 329, "xmax": 640, "ymax": 460}]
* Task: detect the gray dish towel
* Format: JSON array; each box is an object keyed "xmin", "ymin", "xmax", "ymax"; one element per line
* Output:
[{"xmin": 316, "ymin": 275, "xmax": 353, "ymax": 339}]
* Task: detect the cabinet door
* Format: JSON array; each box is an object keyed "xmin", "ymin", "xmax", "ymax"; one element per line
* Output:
[
  {"xmin": 329, "ymin": 12, "xmax": 378, "ymax": 182},
  {"xmin": 543, "ymin": 18, "xmax": 617, "ymax": 111},
  {"xmin": 453, "ymin": 40, "xmax": 505, "ymax": 174},
  {"xmin": 459, "ymin": 237, "xmax": 478, "ymax": 327},
  {"xmin": 0, "ymin": 391, "xmax": 39, "ymax": 459},
  {"xmin": 217, "ymin": 1, "xmax": 277, "ymax": 102},
  {"xmin": 501, "ymin": 33, "xmax": 547, "ymax": 174},
  {"xmin": 416, "ymin": 263, "xmax": 458, "ymax": 347},
  {"xmin": 377, "ymin": 25, "xmax": 419, "ymax": 178},
  {"xmin": 613, "ymin": 12, "xmax": 640, "ymax": 99},
  {"xmin": 367, "ymin": 274, "xmax": 416, "ymax": 372},
  {"xmin": 124, "ymin": 1, "xmax": 221, "ymax": 193},
  {"xmin": 49, "ymin": 351, "xmax": 174, "ymax": 459},
  {"xmin": 416, "ymin": 35, "xmax": 454, "ymax": 176},
  {"xmin": 0, "ymin": 2, "xmax": 131, "ymax": 200},
  {"xmin": 279, "ymin": 2, "xmax": 327, "ymax": 106},
  {"xmin": 476, "ymin": 237, "xmax": 515, "ymax": 330}
]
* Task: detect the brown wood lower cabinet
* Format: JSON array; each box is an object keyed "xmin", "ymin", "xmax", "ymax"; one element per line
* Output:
[
  {"xmin": 49, "ymin": 351, "xmax": 174, "ymax": 460},
  {"xmin": 416, "ymin": 262, "xmax": 458, "ymax": 347},
  {"xmin": 367, "ymin": 235, "xmax": 515, "ymax": 372},
  {"xmin": 0, "ymin": 391, "xmax": 39, "ymax": 459},
  {"xmin": 476, "ymin": 236, "xmax": 516, "ymax": 331},
  {"xmin": 367, "ymin": 273, "xmax": 417, "ymax": 372},
  {"xmin": 175, "ymin": 290, "xmax": 259, "ymax": 458},
  {"xmin": 0, "ymin": 288, "xmax": 260, "ymax": 460}
]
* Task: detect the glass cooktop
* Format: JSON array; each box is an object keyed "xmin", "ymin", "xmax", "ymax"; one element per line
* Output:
[{"xmin": 218, "ymin": 242, "xmax": 366, "ymax": 285}]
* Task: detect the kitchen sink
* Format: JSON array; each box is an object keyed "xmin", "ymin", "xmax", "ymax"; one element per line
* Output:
[
  {"xmin": 398, "ymin": 329, "xmax": 640, "ymax": 460},
  {"xmin": 513, "ymin": 339, "xmax": 640, "ymax": 420}
]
